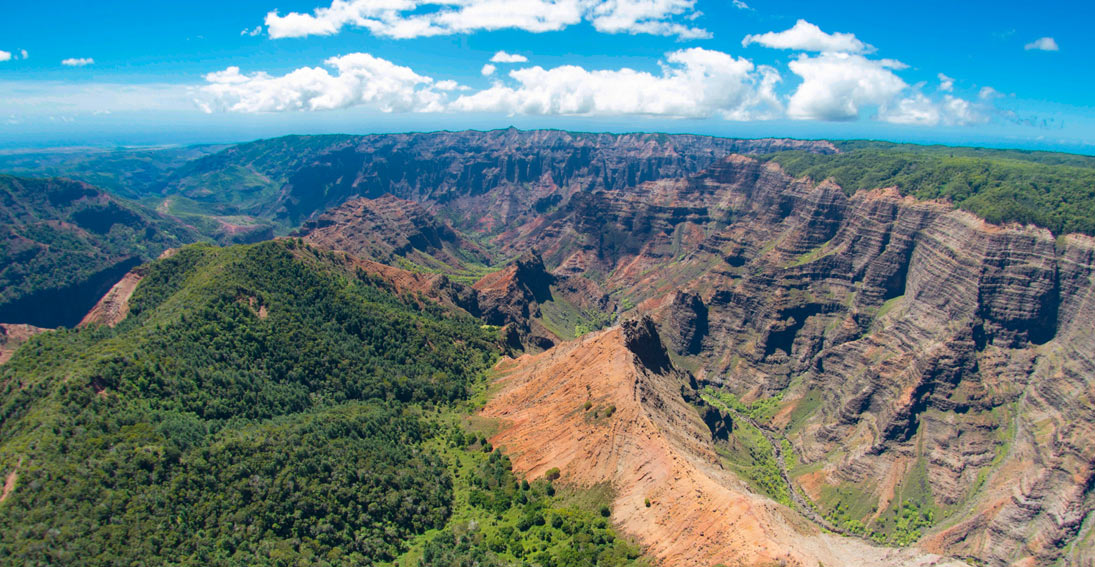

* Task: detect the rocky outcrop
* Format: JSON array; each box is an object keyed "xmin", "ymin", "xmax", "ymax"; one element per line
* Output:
[
  {"xmin": 295, "ymin": 194, "xmax": 490, "ymax": 272},
  {"xmin": 664, "ymin": 292, "xmax": 709, "ymax": 356},
  {"xmin": 481, "ymin": 321, "xmax": 965, "ymax": 567}
]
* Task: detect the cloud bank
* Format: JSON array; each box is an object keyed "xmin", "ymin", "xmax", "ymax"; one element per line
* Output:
[
  {"xmin": 197, "ymin": 53, "xmax": 450, "ymax": 113},
  {"xmin": 197, "ymin": 19, "xmax": 989, "ymax": 128},
  {"xmin": 264, "ymin": 0, "xmax": 708, "ymax": 40}
]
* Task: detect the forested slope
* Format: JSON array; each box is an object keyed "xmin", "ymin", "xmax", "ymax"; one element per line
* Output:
[
  {"xmin": 763, "ymin": 142, "xmax": 1095, "ymax": 235},
  {"xmin": 0, "ymin": 175, "xmax": 200, "ymax": 327},
  {"xmin": 0, "ymin": 240, "xmax": 643, "ymax": 566}
]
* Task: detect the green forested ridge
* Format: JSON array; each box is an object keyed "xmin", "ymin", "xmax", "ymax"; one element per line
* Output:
[
  {"xmin": 763, "ymin": 143, "xmax": 1095, "ymax": 235},
  {"xmin": 0, "ymin": 239, "xmax": 642, "ymax": 566},
  {"xmin": 0, "ymin": 175, "xmax": 202, "ymax": 327}
]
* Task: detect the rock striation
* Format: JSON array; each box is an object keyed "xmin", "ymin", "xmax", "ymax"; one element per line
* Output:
[
  {"xmin": 490, "ymin": 155, "xmax": 1095, "ymax": 566},
  {"xmin": 481, "ymin": 318, "xmax": 965, "ymax": 567}
]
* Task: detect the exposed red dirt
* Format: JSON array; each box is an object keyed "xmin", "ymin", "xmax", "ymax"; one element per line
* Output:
[
  {"xmin": 481, "ymin": 326, "xmax": 963, "ymax": 567},
  {"xmin": 79, "ymin": 270, "xmax": 144, "ymax": 327}
]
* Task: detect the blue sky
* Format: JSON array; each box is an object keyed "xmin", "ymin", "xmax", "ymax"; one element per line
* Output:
[{"xmin": 0, "ymin": 0, "xmax": 1091, "ymax": 153}]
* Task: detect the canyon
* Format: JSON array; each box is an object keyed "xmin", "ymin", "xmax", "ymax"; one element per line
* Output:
[
  {"xmin": 289, "ymin": 146, "xmax": 1094, "ymax": 566},
  {"xmin": 2, "ymin": 130, "xmax": 1093, "ymax": 566}
]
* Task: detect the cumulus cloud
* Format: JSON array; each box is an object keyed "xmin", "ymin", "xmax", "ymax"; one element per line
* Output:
[
  {"xmin": 937, "ymin": 73, "xmax": 954, "ymax": 92},
  {"xmin": 20, "ymin": 49, "xmax": 28, "ymax": 59},
  {"xmin": 785, "ymin": 52, "xmax": 906, "ymax": 121},
  {"xmin": 742, "ymin": 19, "xmax": 872, "ymax": 53},
  {"xmin": 197, "ymin": 53, "xmax": 448, "ymax": 113},
  {"xmin": 732, "ymin": 0, "xmax": 750, "ymax": 9},
  {"xmin": 61, "ymin": 57, "xmax": 94, "ymax": 66},
  {"xmin": 490, "ymin": 51, "xmax": 528, "ymax": 63},
  {"xmin": 194, "ymin": 45, "xmax": 989, "ymax": 129},
  {"xmin": 1024, "ymin": 37, "xmax": 1058, "ymax": 51},
  {"xmin": 241, "ymin": 26, "xmax": 263, "ymax": 37},
  {"xmin": 265, "ymin": 0, "xmax": 707, "ymax": 40},
  {"xmin": 0, "ymin": 51, "xmax": 10, "ymax": 62},
  {"xmin": 451, "ymin": 47, "xmax": 782, "ymax": 120}
]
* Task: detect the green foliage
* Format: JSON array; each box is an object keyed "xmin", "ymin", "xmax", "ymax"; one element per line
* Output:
[
  {"xmin": 415, "ymin": 435, "xmax": 645, "ymax": 567},
  {"xmin": 0, "ymin": 175, "xmax": 201, "ymax": 325},
  {"xmin": 704, "ymin": 387, "xmax": 783, "ymax": 424},
  {"xmin": 763, "ymin": 145, "xmax": 1095, "ymax": 235},
  {"xmin": 0, "ymin": 240, "xmax": 500, "ymax": 565},
  {"xmin": 702, "ymin": 390, "xmax": 791, "ymax": 507}
]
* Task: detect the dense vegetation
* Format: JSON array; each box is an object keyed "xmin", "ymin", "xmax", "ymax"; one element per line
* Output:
[
  {"xmin": 763, "ymin": 142, "xmax": 1095, "ymax": 235},
  {"xmin": 0, "ymin": 175, "xmax": 200, "ymax": 326},
  {"xmin": 0, "ymin": 240, "xmax": 642, "ymax": 565},
  {"xmin": 408, "ymin": 431, "xmax": 647, "ymax": 567}
]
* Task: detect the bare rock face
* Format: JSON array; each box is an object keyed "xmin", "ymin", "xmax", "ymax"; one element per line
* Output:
[
  {"xmin": 472, "ymin": 250, "xmax": 596, "ymax": 352},
  {"xmin": 286, "ymin": 146, "xmax": 1091, "ymax": 565},
  {"xmin": 220, "ymin": 129, "xmax": 836, "ymax": 225},
  {"xmin": 664, "ymin": 292, "xmax": 709, "ymax": 356},
  {"xmin": 295, "ymin": 194, "xmax": 490, "ymax": 271}
]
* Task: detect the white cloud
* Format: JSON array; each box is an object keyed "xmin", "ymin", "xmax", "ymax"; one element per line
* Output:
[
  {"xmin": 490, "ymin": 51, "xmax": 528, "ymax": 63},
  {"xmin": 878, "ymin": 93, "xmax": 984, "ymax": 126},
  {"xmin": 732, "ymin": 0, "xmax": 750, "ymax": 9},
  {"xmin": 61, "ymin": 57, "xmax": 94, "ymax": 67},
  {"xmin": 197, "ymin": 53, "xmax": 449, "ymax": 113},
  {"xmin": 979, "ymin": 86, "xmax": 1002, "ymax": 100},
  {"xmin": 20, "ymin": 49, "xmax": 28, "ymax": 59},
  {"xmin": 937, "ymin": 73, "xmax": 954, "ymax": 92},
  {"xmin": 241, "ymin": 26, "xmax": 263, "ymax": 37},
  {"xmin": 451, "ymin": 47, "xmax": 782, "ymax": 120},
  {"xmin": 742, "ymin": 19, "xmax": 872, "ymax": 53},
  {"xmin": 0, "ymin": 51, "xmax": 10, "ymax": 62},
  {"xmin": 434, "ymin": 79, "xmax": 467, "ymax": 91},
  {"xmin": 265, "ymin": 0, "xmax": 707, "ymax": 40},
  {"xmin": 191, "ymin": 44, "xmax": 994, "ymax": 130},
  {"xmin": 586, "ymin": 0, "xmax": 709, "ymax": 39},
  {"xmin": 785, "ymin": 52, "xmax": 906, "ymax": 121},
  {"xmin": 1024, "ymin": 37, "xmax": 1059, "ymax": 51}
]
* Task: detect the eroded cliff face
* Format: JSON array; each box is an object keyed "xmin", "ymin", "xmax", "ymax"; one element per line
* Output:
[
  {"xmin": 293, "ymin": 194, "xmax": 491, "ymax": 273},
  {"xmin": 489, "ymin": 156, "xmax": 1094, "ymax": 565},
  {"xmin": 246, "ymin": 129, "xmax": 836, "ymax": 225},
  {"xmin": 481, "ymin": 317, "xmax": 966, "ymax": 567}
]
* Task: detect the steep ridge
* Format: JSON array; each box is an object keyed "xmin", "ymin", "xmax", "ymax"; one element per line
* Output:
[
  {"xmin": 0, "ymin": 175, "xmax": 199, "ymax": 327},
  {"xmin": 482, "ymin": 317, "xmax": 964, "ymax": 567},
  {"xmin": 295, "ymin": 197, "xmax": 613, "ymax": 350},
  {"xmin": 158, "ymin": 129, "xmax": 836, "ymax": 227},
  {"xmin": 293, "ymin": 194, "xmax": 491, "ymax": 275},
  {"xmin": 483, "ymin": 155, "xmax": 1094, "ymax": 565}
]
